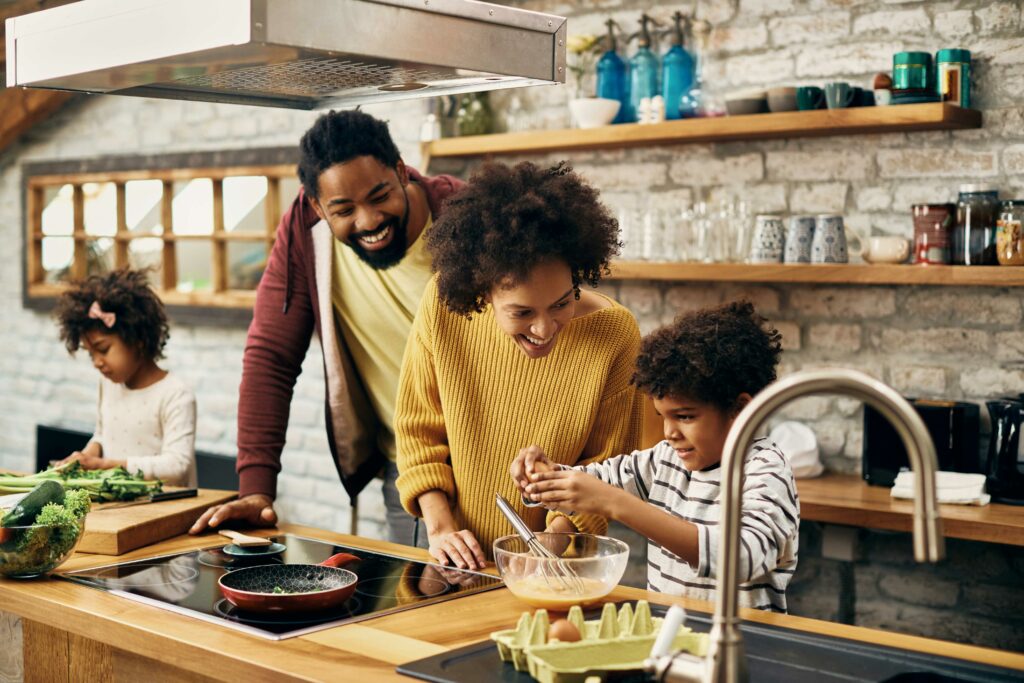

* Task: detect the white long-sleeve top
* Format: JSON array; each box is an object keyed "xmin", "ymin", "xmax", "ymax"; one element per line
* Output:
[
  {"xmin": 576, "ymin": 437, "xmax": 799, "ymax": 612},
  {"xmin": 88, "ymin": 373, "xmax": 197, "ymax": 487}
]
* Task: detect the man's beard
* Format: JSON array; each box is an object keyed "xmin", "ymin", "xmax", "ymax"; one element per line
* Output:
[{"xmin": 346, "ymin": 213, "xmax": 409, "ymax": 270}]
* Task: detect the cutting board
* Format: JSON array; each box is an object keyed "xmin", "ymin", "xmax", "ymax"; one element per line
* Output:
[{"xmin": 79, "ymin": 488, "xmax": 236, "ymax": 555}]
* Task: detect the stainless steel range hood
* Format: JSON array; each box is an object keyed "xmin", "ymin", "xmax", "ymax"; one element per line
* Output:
[{"xmin": 5, "ymin": 0, "xmax": 566, "ymax": 110}]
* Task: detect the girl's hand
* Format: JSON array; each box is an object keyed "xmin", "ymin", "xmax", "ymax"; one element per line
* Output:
[
  {"xmin": 427, "ymin": 527, "xmax": 487, "ymax": 571},
  {"xmin": 510, "ymin": 445, "xmax": 554, "ymax": 494},
  {"xmin": 525, "ymin": 470, "xmax": 621, "ymax": 519},
  {"xmin": 60, "ymin": 451, "xmax": 121, "ymax": 470}
]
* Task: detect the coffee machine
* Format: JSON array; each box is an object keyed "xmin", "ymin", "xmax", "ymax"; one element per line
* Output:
[
  {"xmin": 862, "ymin": 398, "xmax": 981, "ymax": 487},
  {"xmin": 985, "ymin": 397, "xmax": 1024, "ymax": 505}
]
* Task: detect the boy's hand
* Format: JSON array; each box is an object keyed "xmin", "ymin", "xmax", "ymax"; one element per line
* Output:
[
  {"xmin": 525, "ymin": 470, "xmax": 621, "ymax": 519},
  {"xmin": 510, "ymin": 445, "xmax": 554, "ymax": 494}
]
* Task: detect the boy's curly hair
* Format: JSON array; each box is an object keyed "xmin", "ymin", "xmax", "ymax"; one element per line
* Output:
[
  {"xmin": 633, "ymin": 301, "xmax": 783, "ymax": 410},
  {"xmin": 298, "ymin": 109, "xmax": 401, "ymax": 200},
  {"xmin": 427, "ymin": 161, "xmax": 620, "ymax": 316},
  {"xmin": 55, "ymin": 268, "xmax": 170, "ymax": 360}
]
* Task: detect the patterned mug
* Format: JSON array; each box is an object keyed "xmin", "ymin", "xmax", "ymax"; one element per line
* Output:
[
  {"xmin": 784, "ymin": 216, "xmax": 816, "ymax": 263},
  {"xmin": 749, "ymin": 215, "xmax": 786, "ymax": 263},
  {"xmin": 811, "ymin": 214, "xmax": 849, "ymax": 263}
]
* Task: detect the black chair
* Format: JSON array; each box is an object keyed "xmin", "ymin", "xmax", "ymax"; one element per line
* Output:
[
  {"xmin": 196, "ymin": 450, "xmax": 239, "ymax": 491},
  {"xmin": 35, "ymin": 425, "xmax": 90, "ymax": 472}
]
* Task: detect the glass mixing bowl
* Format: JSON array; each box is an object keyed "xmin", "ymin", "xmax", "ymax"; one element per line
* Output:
[
  {"xmin": 0, "ymin": 521, "xmax": 87, "ymax": 579},
  {"xmin": 493, "ymin": 533, "xmax": 630, "ymax": 610}
]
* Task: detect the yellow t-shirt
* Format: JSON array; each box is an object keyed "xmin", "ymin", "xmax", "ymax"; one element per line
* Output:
[{"xmin": 331, "ymin": 216, "xmax": 433, "ymax": 461}]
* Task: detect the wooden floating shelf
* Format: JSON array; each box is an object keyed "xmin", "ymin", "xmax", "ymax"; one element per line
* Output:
[
  {"xmin": 425, "ymin": 103, "xmax": 981, "ymax": 158},
  {"xmin": 606, "ymin": 262, "xmax": 1024, "ymax": 287}
]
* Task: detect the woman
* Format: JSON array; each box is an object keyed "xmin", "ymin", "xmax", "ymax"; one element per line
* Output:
[{"xmin": 395, "ymin": 161, "xmax": 645, "ymax": 570}]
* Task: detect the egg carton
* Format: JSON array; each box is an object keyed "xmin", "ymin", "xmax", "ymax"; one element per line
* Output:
[{"xmin": 490, "ymin": 600, "xmax": 707, "ymax": 682}]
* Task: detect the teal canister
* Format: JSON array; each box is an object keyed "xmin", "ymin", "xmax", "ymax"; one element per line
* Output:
[
  {"xmin": 893, "ymin": 51, "xmax": 932, "ymax": 92},
  {"xmin": 936, "ymin": 48, "xmax": 971, "ymax": 108}
]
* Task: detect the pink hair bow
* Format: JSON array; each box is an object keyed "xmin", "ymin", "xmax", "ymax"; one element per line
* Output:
[{"xmin": 88, "ymin": 301, "xmax": 116, "ymax": 328}]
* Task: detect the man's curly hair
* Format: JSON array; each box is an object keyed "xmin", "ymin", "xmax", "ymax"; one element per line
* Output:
[
  {"xmin": 632, "ymin": 301, "xmax": 783, "ymax": 410},
  {"xmin": 298, "ymin": 109, "xmax": 401, "ymax": 200},
  {"xmin": 55, "ymin": 268, "xmax": 170, "ymax": 360},
  {"xmin": 427, "ymin": 161, "xmax": 620, "ymax": 316}
]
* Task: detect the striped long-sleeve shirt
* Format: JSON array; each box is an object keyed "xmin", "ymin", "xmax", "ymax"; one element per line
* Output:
[{"xmin": 576, "ymin": 437, "xmax": 799, "ymax": 612}]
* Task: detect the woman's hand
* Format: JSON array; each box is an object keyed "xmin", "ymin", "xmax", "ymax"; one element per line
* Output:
[
  {"xmin": 510, "ymin": 444, "xmax": 555, "ymax": 494},
  {"xmin": 525, "ymin": 470, "xmax": 622, "ymax": 519},
  {"xmin": 427, "ymin": 527, "xmax": 487, "ymax": 571}
]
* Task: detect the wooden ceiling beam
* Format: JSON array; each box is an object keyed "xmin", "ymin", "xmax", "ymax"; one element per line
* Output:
[{"xmin": 0, "ymin": 87, "xmax": 73, "ymax": 152}]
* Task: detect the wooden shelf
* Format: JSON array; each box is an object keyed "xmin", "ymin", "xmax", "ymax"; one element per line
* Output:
[
  {"xmin": 425, "ymin": 103, "xmax": 981, "ymax": 158},
  {"xmin": 798, "ymin": 474, "xmax": 1024, "ymax": 547},
  {"xmin": 606, "ymin": 262, "xmax": 1024, "ymax": 286}
]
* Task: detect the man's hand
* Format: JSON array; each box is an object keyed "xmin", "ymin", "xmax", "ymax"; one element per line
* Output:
[
  {"xmin": 525, "ymin": 470, "xmax": 621, "ymax": 519},
  {"xmin": 189, "ymin": 494, "xmax": 277, "ymax": 534}
]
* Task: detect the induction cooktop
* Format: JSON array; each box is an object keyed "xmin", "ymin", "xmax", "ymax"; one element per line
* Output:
[{"xmin": 60, "ymin": 534, "xmax": 503, "ymax": 640}]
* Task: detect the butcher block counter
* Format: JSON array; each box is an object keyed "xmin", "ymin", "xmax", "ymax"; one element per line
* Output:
[{"xmin": 1, "ymin": 523, "xmax": 1022, "ymax": 683}]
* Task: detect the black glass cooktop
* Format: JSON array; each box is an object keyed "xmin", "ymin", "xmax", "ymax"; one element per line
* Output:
[{"xmin": 60, "ymin": 534, "xmax": 503, "ymax": 640}]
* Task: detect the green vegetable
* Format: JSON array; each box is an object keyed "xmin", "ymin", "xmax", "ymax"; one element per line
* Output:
[
  {"xmin": 0, "ymin": 461, "xmax": 161, "ymax": 502},
  {"xmin": 1, "ymin": 480, "xmax": 65, "ymax": 527},
  {"xmin": 273, "ymin": 586, "xmax": 285, "ymax": 594},
  {"xmin": 0, "ymin": 488, "xmax": 92, "ymax": 576}
]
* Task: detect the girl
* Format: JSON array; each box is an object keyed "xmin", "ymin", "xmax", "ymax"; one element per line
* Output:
[
  {"xmin": 395, "ymin": 161, "xmax": 646, "ymax": 569},
  {"xmin": 55, "ymin": 268, "xmax": 197, "ymax": 487}
]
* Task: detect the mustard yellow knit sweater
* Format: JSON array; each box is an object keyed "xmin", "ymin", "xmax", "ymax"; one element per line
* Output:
[{"xmin": 395, "ymin": 277, "xmax": 645, "ymax": 557}]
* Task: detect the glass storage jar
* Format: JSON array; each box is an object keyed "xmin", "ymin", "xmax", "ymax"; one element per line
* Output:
[
  {"xmin": 996, "ymin": 200, "xmax": 1024, "ymax": 266},
  {"xmin": 952, "ymin": 184, "xmax": 999, "ymax": 265}
]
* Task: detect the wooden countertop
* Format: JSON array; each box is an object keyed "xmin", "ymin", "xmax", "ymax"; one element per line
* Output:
[
  {"xmin": 1, "ymin": 524, "xmax": 1022, "ymax": 682},
  {"xmin": 797, "ymin": 474, "xmax": 1024, "ymax": 546}
]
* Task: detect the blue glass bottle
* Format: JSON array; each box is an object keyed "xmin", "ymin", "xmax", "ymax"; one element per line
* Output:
[
  {"xmin": 626, "ymin": 14, "xmax": 660, "ymax": 124},
  {"xmin": 661, "ymin": 11, "xmax": 695, "ymax": 120},
  {"xmin": 595, "ymin": 19, "xmax": 628, "ymax": 124}
]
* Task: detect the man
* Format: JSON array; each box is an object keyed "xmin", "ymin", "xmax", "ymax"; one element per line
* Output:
[{"xmin": 190, "ymin": 110, "xmax": 463, "ymax": 544}]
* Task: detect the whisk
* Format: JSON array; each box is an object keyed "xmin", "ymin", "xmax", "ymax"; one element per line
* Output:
[{"xmin": 495, "ymin": 492, "xmax": 585, "ymax": 594}]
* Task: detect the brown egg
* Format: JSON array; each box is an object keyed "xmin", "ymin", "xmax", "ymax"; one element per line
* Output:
[
  {"xmin": 530, "ymin": 458, "xmax": 554, "ymax": 477},
  {"xmin": 548, "ymin": 619, "xmax": 581, "ymax": 643},
  {"xmin": 873, "ymin": 72, "xmax": 893, "ymax": 90}
]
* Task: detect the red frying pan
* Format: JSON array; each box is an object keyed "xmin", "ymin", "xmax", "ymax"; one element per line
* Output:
[{"xmin": 217, "ymin": 552, "xmax": 360, "ymax": 613}]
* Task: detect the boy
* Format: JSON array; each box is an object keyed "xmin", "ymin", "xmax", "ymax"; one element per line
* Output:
[{"xmin": 511, "ymin": 301, "xmax": 799, "ymax": 612}]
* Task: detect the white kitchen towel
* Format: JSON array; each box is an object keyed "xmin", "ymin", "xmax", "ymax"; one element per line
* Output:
[
  {"xmin": 891, "ymin": 470, "xmax": 990, "ymax": 506},
  {"xmin": 0, "ymin": 492, "xmax": 27, "ymax": 510}
]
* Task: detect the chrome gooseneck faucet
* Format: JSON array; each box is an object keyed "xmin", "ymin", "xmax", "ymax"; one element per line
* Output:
[{"xmin": 646, "ymin": 369, "xmax": 946, "ymax": 683}]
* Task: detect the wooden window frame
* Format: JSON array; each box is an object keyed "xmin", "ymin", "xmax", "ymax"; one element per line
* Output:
[{"xmin": 22, "ymin": 147, "xmax": 300, "ymax": 326}]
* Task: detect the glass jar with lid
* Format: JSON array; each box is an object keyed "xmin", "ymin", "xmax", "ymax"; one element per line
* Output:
[
  {"xmin": 996, "ymin": 200, "xmax": 1024, "ymax": 266},
  {"xmin": 952, "ymin": 184, "xmax": 999, "ymax": 265}
]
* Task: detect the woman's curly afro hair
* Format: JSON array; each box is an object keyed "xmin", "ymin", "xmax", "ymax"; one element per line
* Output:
[
  {"xmin": 55, "ymin": 268, "xmax": 170, "ymax": 360},
  {"xmin": 632, "ymin": 301, "xmax": 783, "ymax": 410},
  {"xmin": 427, "ymin": 161, "xmax": 621, "ymax": 316}
]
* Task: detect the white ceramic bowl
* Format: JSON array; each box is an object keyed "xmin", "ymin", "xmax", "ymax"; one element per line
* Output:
[
  {"xmin": 767, "ymin": 87, "xmax": 798, "ymax": 112},
  {"xmin": 568, "ymin": 98, "xmax": 621, "ymax": 129}
]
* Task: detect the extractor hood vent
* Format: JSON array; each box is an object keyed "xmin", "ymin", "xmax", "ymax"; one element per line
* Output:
[{"xmin": 6, "ymin": 0, "xmax": 567, "ymax": 110}]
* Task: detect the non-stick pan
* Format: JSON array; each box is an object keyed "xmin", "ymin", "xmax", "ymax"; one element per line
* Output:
[{"xmin": 217, "ymin": 552, "xmax": 359, "ymax": 613}]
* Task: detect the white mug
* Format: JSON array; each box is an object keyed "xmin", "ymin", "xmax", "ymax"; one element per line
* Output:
[{"xmin": 858, "ymin": 235, "xmax": 911, "ymax": 264}]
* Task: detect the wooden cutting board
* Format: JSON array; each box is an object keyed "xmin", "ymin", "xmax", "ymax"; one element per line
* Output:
[{"xmin": 80, "ymin": 488, "xmax": 236, "ymax": 555}]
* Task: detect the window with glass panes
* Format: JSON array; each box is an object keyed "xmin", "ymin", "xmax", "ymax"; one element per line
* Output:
[{"xmin": 26, "ymin": 163, "xmax": 301, "ymax": 309}]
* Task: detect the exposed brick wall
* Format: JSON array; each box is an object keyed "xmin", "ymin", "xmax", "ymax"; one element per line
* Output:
[{"xmin": 0, "ymin": 0, "xmax": 1022, "ymax": 653}]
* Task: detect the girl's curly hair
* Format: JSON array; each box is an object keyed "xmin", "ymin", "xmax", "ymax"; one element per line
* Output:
[
  {"xmin": 426, "ymin": 161, "xmax": 621, "ymax": 316},
  {"xmin": 632, "ymin": 301, "xmax": 783, "ymax": 410},
  {"xmin": 55, "ymin": 268, "xmax": 170, "ymax": 360}
]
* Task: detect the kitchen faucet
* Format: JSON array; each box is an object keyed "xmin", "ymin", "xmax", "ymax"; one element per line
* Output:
[{"xmin": 645, "ymin": 369, "xmax": 946, "ymax": 683}]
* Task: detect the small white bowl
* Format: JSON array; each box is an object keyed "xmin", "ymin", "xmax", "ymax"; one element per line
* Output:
[{"xmin": 568, "ymin": 98, "xmax": 621, "ymax": 129}]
